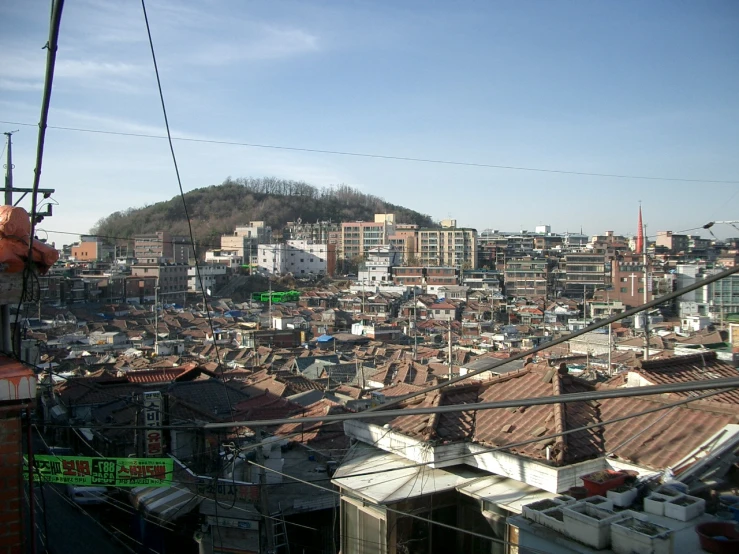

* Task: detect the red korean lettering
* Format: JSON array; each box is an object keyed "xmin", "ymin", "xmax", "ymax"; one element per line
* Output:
[
  {"xmin": 75, "ymin": 460, "xmax": 91, "ymax": 476},
  {"xmin": 62, "ymin": 459, "xmax": 77, "ymax": 476}
]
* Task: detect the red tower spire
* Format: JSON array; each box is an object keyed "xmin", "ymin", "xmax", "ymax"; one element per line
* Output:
[{"xmin": 636, "ymin": 206, "xmax": 644, "ymax": 254}]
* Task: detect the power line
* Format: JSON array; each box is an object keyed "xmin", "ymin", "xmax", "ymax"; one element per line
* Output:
[
  {"xmin": 138, "ymin": 0, "xmax": 232, "ymax": 418},
  {"xmin": 370, "ymin": 262, "xmax": 739, "ymax": 414},
  {"xmin": 203, "ymin": 376, "xmax": 739, "ymax": 430},
  {"xmin": 1, "ymin": 120, "xmax": 737, "ymax": 185},
  {"xmin": 249, "ymin": 386, "xmax": 732, "ymax": 553}
]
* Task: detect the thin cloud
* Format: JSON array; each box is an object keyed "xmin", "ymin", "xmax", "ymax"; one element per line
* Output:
[
  {"xmin": 193, "ymin": 25, "xmax": 320, "ymax": 65},
  {"xmin": 56, "ymin": 59, "xmax": 146, "ymax": 79},
  {"xmin": 0, "ymin": 78, "xmax": 43, "ymax": 92}
]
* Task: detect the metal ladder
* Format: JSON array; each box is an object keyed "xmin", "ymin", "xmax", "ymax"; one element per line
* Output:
[{"xmin": 271, "ymin": 502, "xmax": 291, "ymax": 554}]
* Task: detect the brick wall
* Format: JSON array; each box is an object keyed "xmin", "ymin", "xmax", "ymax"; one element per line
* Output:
[{"xmin": 0, "ymin": 408, "xmax": 23, "ymax": 553}]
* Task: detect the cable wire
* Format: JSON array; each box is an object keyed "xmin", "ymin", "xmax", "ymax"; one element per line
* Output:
[{"xmin": 1, "ymin": 119, "xmax": 737, "ymax": 184}]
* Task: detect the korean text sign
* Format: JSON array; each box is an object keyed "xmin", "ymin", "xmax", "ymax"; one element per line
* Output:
[{"xmin": 29, "ymin": 455, "xmax": 173, "ymax": 487}]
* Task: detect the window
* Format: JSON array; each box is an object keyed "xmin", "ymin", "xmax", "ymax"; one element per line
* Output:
[
  {"xmin": 342, "ymin": 499, "xmax": 387, "ymax": 554},
  {"xmin": 620, "ymin": 287, "xmax": 627, "ymax": 293},
  {"xmin": 638, "ymin": 288, "xmax": 644, "ymax": 293}
]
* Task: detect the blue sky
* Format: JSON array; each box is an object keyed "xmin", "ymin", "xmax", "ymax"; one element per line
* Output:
[{"xmin": 1, "ymin": 0, "xmax": 738, "ymax": 247}]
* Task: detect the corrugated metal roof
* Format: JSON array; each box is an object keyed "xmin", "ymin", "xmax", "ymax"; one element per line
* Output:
[{"xmin": 333, "ymin": 443, "xmax": 484, "ymax": 504}]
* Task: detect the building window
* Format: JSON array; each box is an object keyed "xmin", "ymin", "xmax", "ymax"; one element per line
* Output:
[{"xmin": 620, "ymin": 287, "xmax": 627, "ymax": 293}]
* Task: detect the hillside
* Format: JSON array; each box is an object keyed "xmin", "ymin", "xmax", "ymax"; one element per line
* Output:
[{"xmin": 91, "ymin": 177, "xmax": 435, "ymax": 250}]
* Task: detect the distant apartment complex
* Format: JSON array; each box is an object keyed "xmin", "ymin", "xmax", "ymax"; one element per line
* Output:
[
  {"xmin": 220, "ymin": 221, "xmax": 273, "ymax": 261},
  {"xmin": 257, "ymin": 240, "xmax": 330, "ymax": 276},
  {"xmin": 340, "ymin": 214, "xmax": 397, "ymax": 260},
  {"xmin": 417, "ymin": 219, "xmax": 478, "ymax": 269},
  {"xmin": 134, "ymin": 231, "xmax": 190, "ymax": 264}
]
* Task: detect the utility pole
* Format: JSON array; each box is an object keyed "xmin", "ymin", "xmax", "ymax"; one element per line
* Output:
[
  {"xmin": 256, "ymin": 428, "xmax": 275, "ymax": 553},
  {"xmin": 1, "ymin": 131, "xmax": 17, "ymax": 354},
  {"xmin": 4, "ymin": 131, "xmax": 15, "ymax": 205},
  {"xmin": 448, "ymin": 318, "xmax": 453, "ymax": 380},
  {"xmin": 154, "ymin": 286, "xmax": 159, "ymax": 354},
  {"xmin": 2, "ymin": 130, "xmax": 56, "ymax": 355},
  {"xmin": 413, "ymin": 287, "xmax": 417, "ymax": 360},
  {"xmin": 643, "ymin": 224, "xmax": 650, "ymax": 361}
]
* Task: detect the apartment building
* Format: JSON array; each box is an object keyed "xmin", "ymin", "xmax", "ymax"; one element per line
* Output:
[
  {"xmin": 388, "ymin": 223, "xmax": 419, "ymax": 264},
  {"xmin": 417, "ymin": 220, "xmax": 478, "ymax": 269},
  {"xmin": 560, "ymin": 251, "xmax": 608, "ymax": 298},
  {"xmin": 504, "ymin": 256, "xmax": 550, "ymax": 299},
  {"xmin": 340, "ymin": 214, "xmax": 397, "ymax": 260},
  {"xmin": 392, "ymin": 266, "xmax": 425, "ymax": 287},
  {"xmin": 284, "ymin": 219, "xmax": 340, "ymax": 243},
  {"xmin": 358, "ymin": 246, "xmax": 400, "ymax": 283},
  {"xmin": 71, "ymin": 235, "xmax": 112, "ymax": 262},
  {"xmin": 188, "ymin": 263, "xmax": 228, "ymax": 293},
  {"xmin": 656, "ymin": 231, "xmax": 690, "ymax": 254},
  {"xmin": 131, "ymin": 263, "xmax": 189, "ymax": 295},
  {"xmin": 134, "ymin": 231, "xmax": 190, "ymax": 264},
  {"xmin": 221, "ymin": 221, "xmax": 273, "ymax": 261},
  {"xmin": 257, "ymin": 240, "xmax": 329, "ymax": 276}
]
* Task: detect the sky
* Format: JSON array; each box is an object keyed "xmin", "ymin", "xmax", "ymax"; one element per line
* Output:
[{"xmin": 1, "ymin": 0, "xmax": 738, "ymax": 248}]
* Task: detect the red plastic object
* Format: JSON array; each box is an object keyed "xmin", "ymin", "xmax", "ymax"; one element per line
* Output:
[
  {"xmin": 579, "ymin": 470, "xmax": 627, "ymax": 497},
  {"xmin": 696, "ymin": 522, "xmax": 739, "ymax": 554}
]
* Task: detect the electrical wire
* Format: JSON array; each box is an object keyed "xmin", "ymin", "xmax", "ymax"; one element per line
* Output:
[
  {"xmin": 138, "ymin": 0, "xmax": 232, "ymax": 419},
  {"xmin": 1, "ymin": 119, "xmax": 737, "ymax": 185}
]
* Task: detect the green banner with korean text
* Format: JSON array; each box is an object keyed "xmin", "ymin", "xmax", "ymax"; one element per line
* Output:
[{"xmin": 26, "ymin": 455, "xmax": 173, "ymax": 487}]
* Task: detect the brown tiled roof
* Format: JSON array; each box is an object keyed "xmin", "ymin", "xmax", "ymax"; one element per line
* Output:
[
  {"xmin": 335, "ymin": 384, "xmax": 364, "ymax": 399},
  {"xmin": 597, "ymin": 395, "xmax": 736, "ymax": 469},
  {"xmin": 375, "ymin": 382, "xmax": 424, "ymax": 398},
  {"xmin": 232, "ymin": 392, "xmax": 302, "ymax": 421},
  {"xmin": 248, "ymin": 375, "xmax": 288, "ymax": 397},
  {"xmin": 377, "ymin": 359, "xmax": 739, "ymax": 470},
  {"xmin": 625, "ymin": 352, "xmax": 739, "ymax": 404},
  {"xmin": 677, "ymin": 330, "xmax": 724, "ymax": 345},
  {"xmin": 126, "ymin": 367, "xmax": 187, "ymax": 383},
  {"xmin": 272, "ymin": 399, "xmax": 351, "ymax": 452}
]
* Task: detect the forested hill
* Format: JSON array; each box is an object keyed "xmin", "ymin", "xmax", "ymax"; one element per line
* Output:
[{"xmin": 91, "ymin": 177, "xmax": 435, "ymax": 248}]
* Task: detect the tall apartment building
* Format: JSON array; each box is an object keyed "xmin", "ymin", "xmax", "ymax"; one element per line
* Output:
[
  {"xmin": 504, "ymin": 256, "xmax": 550, "ymax": 299},
  {"xmin": 340, "ymin": 214, "xmax": 397, "ymax": 260},
  {"xmin": 134, "ymin": 231, "xmax": 190, "ymax": 264},
  {"xmin": 389, "ymin": 223, "xmax": 419, "ymax": 264},
  {"xmin": 559, "ymin": 252, "xmax": 609, "ymax": 298},
  {"xmin": 417, "ymin": 220, "xmax": 478, "ymax": 269},
  {"xmin": 284, "ymin": 220, "xmax": 340, "ymax": 243},
  {"xmin": 221, "ymin": 222, "xmax": 273, "ymax": 262},
  {"xmin": 706, "ymin": 269, "xmax": 739, "ymax": 323}
]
